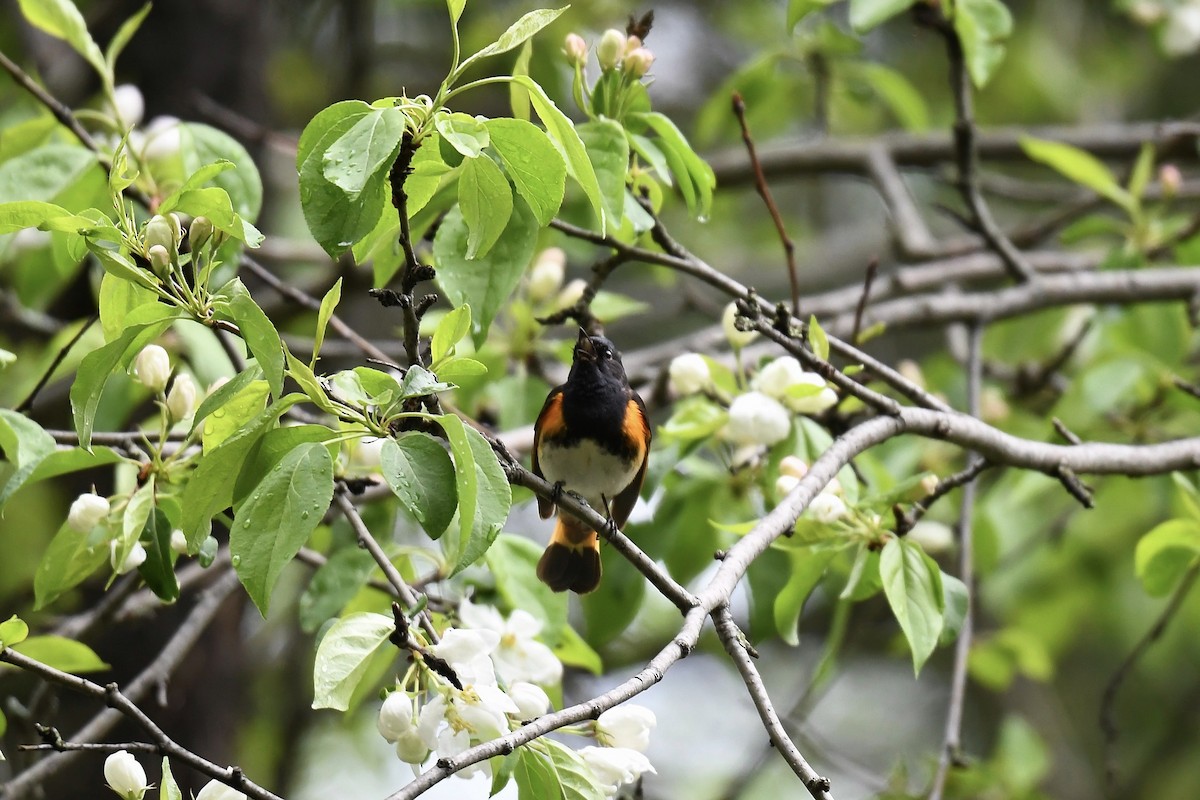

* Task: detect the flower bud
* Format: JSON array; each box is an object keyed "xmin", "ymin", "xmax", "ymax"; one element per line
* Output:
[
  {"xmin": 667, "ymin": 353, "xmax": 710, "ymax": 396},
  {"xmin": 68, "ymin": 493, "xmax": 110, "ymax": 532},
  {"xmin": 1160, "ymin": 164, "xmax": 1183, "ymax": 199},
  {"xmin": 378, "ymin": 691, "xmax": 416, "ymax": 743},
  {"xmin": 726, "ymin": 391, "xmax": 791, "ymax": 445},
  {"xmin": 528, "ymin": 247, "xmax": 566, "ymax": 302},
  {"xmin": 110, "ymin": 85, "xmax": 145, "ymax": 128},
  {"xmin": 133, "ymin": 345, "xmax": 171, "ymax": 393},
  {"xmin": 189, "ymin": 216, "xmax": 214, "ymax": 252},
  {"xmin": 147, "ymin": 245, "xmax": 171, "ymax": 278},
  {"xmin": 808, "ymin": 492, "xmax": 846, "ymax": 524},
  {"xmin": 919, "ymin": 474, "xmax": 939, "ymax": 495},
  {"xmin": 897, "ymin": 359, "xmax": 925, "ymax": 389},
  {"xmin": 722, "ymin": 302, "xmax": 759, "ymax": 348},
  {"xmin": 166, "ymin": 374, "xmax": 197, "ymax": 422},
  {"xmin": 907, "ymin": 520, "xmax": 955, "ymax": 554},
  {"xmin": 596, "ymin": 704, "xmax": 657, "ymax": 752},
  {"xmin": 394, "ymin": 729, "xmax": 429, "ymax": 765},
  {"xmin": 508, "ymin": 682, "xmax": 551, "ymax": 719},
  {"xmin": 195, "ymin": 781, "xmax": 247, "ymax": 800},
  {"xmin": 111, "ymin": 540, "xmax": 147, "ymax": 574},
  {"xmin": 103, "ymin": 750, "xmax": 147, "ymax": 800},
  {"xmin": 563, "ymin": 33, "xmax": 588, "ymax": 66},
  {"xmin": 597, "ymin": 29, "xmax": 626, "ymax": 71},
  {"xmin": 624, "ymin": 35, "xmax": 643, "ymax": 55},
  {"xmin": 578, "ymin": 746, "xmax": 656, "ymax": 794},
  {"xmin": 779, "ymin": 455, "xmax": 808, "ymax": 479},
  {"xmin": 775, "ymin": 474, "xmax": 800, "ymax": 498},
  {"xmin": 144, "ymin": 215, "xmax": 177, "ymax": 254},
  {"xmin": 624, "ymin": 47, "xmax": 655, "ymax": 78},
  {"xmin": 555, "ymin": 278, "xmax": 588, "ymax": 310},
  {"xmin": 170, "ymin": 529, "xmax": 189, "ymax": 554},
  {"xmin": 142, "ymin": 116, "xmax": 182, "ymax": 161}
]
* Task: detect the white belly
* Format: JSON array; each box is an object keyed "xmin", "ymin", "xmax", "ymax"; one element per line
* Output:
[{"xmin": 538, "ymin": 439, "xmax": 640, "ymax": 509}]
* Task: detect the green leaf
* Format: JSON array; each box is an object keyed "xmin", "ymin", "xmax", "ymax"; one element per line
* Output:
[
  {"xmin": 953, "ymin": 0, "xmax": 1013, "ymax": 88},
  {"xmin": 438, "ymin": 415, "xmax": 512, "ymax": 574},
  {"xmin": 543, "ymin": 739, "xmax": 607, "ymax": 800},
  {"xmin": 297, "ymin": 101, "xmax": 388, "ymax": 257},
  {"xmin": 774, "ymin": 550, "xmax": 835, "ymax": 646},
  {"xmin": 459, "ymin": 154, "xmax": 514, "ymax": 259},
  {"xmin": 299, "ymin": 548, "xmax": 377, "ymax": 633},
  {"xmin": 849, "ymin": 62, "xmax": 929, "ymax": 131},
  {"xmin": 808, "ymin": 315, "xmax": 830, "ymax": 361},
  {"xmin": 322, "ymin": 107, "xmax": 406, "ymax": 199},
  {"xmin": 881, "ymin": 538, "xmax": 945, "ymax": 674},
  {"xmin": 312, "ymin": 278, "xmax": 343, "ymax": 367},
  {"xmin": 0, "ymin": 616, "xmax": 29, "ymax": 648},
  {"xmin": 582, "ymin": 545, "xmax": 645, "ymax": 648},
  {"xmin": 432, "ymin": 305, "xmax": 472, "ymax": 365},
  {"xmin": 551, "ymin": 622, "xmax": 602, "ymax": 674},
  {"xmin": 34, "ymin": 521, "xmax": 108, "ymax": 609},
  {"xmin": 137, "ymin": 508, "xmax": 180, "ymax": 603},
  {"xmin": 203, "ymin": 380, "xmax": 269, "ymax": 452},
  {"xmin": 447, "ymin": 0, "xmax": 466, "ymax": 26},
  {"xmin": 516, "ymin": 748, "xmax": 558, "ymax": 800},
  {"xmin": 1135, "ymin": 519, "xmax": 1200, "ymax": 596},
  {"xmin": 510, "ymin": 75, "xmax": 605, "ymax": 232},
  {"xmin": 159, "ymin": 757, "xmax": 182, "ymax": 800},
  {"xmin": 115, "ymin": 478, "xmax": 155, "ymax": 574},
  {"xmin": 1020, "ymin": 137, "xmax": 1134, "ymax": 212},
  {"xmin": 212, "ymin": 278, "xmax": 285, "ymax": 398},
  {"xmin": 660, "ymin": 397, "xmax": 728, "ymax": 442},
  {"xmin": 434, "ymin": 199, "xmax": 539, "ymax": 346},
  {"xmin": 939, "ymin": 573, "xmax": 969, "ymax": 646},
  {"xmin": 311, "ymin": 611, "xmax": 394, "ymax": 711},
  {"xmin": 435, "ymin": 356, "xmax": 488, "ymax": 383},
  {"xmin": 457, "ymin": 7, "xmax": 569, "ymax": 74},
  {"xmin": 577, "ymin": 120, "xmax": 629, "ymax": 227},
  {"xmin": 17, "ymin": 0, "xmax": 107, "ymax": 81},
  {"xmin": 381, "ymin": 433, "xmax": 458, "ymax": 539},
  {"xmin": 179, "ymin": 123, "xmax": 263, "ymax": 220},
  {"xmin": 0, "ymin": 409, "xmax": 56, "ymax": 509},
  {"xmin": 435, "ymin": 112, "xmax": 490, "ymax": 158},
  {"xmin": 1129, "ymin": 142, "xmax": 1154, "ymax": 200},
  {"xmin": 11, "ymin": 635, "xmax": 109, "ymax": 673},
  {"xmin": 180, "ymin": 396, "xmax": 297, "ymax": 549},
  {"xmin": 192, "ymin": 364, "xmax": 264, "ymax": 431},
  {"xmin": 106, "ymin": 3, "xmax": 151, "ymax": 74},
  {"xmin": 636, "ymin": 111, "xmax": 716, "ymax": 220},
  {"xmin": 231, "ymin": 442, "xmax": 334, "ymax": 616},
  {"xmin": 849, "ymin": 0, "xmax": 915, "ymax": 32},
  {"xmin": 0, "ymin": 200, "xmax": 93, "ymax": 234},
  {"xmin": 486, "ymin": 534, "xmax": 567, "ymax": 631},
  {"xmin": 485, "ymin": 118, "xmax": 566, "ymax": 226},
  {"xmin": 69, "ymin": 307, "xmax": 183, "ymax": 450},
  {"xmin": 788, "ymin": 0, "xmax": 839, "ymax": 29}
]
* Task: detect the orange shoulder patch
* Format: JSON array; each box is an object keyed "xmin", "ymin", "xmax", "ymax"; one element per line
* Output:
[
  {"xmin": 622, "ymin": 398, "xmax": 650, "ymax": 458},
  {"xmin": 535, "ymin": 391, "xmax": 567, "ymax": 441}
]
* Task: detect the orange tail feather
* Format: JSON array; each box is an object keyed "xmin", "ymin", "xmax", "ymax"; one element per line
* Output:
[{"xmin": 537, "ymin": 514, "xmax": 601, "ymax": 594}]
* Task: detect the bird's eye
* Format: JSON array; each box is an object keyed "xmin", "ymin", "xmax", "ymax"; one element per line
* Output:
[{"xmin": 602, "ymin": 347, "xmax": 613, "ymax": 359}]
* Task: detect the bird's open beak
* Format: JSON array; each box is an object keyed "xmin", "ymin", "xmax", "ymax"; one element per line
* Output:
[{"xmin": 575, "ymin": 328, "xmax": 596, "ymax": 361}]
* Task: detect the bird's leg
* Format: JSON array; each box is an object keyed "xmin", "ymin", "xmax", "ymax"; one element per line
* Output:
[
  {"xmin": 599, "ymin": 494, "xmax": 618, "ymax": 537},
  {"xmin": 549, "ymin": 480, "xmax": 566, "ymax": 504}
]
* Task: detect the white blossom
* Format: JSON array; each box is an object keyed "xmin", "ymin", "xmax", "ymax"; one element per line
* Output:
[
  {"xmin": 458, "ymin": 601, "xmax": 562, "ymax": 686},
  {"xmin": 111, "ymin": 85, "xmax": 144, "ymax": 128},
  {"xmin": 110, "ymin": 540, "xmax": 147, "ymax": 574},
  {"xmin": 779, "ymin": 456, "xmax": 808, "ymax": 479},
  {"xmin": 68, "ymin": 493, "xmax": 110, "ymax": 532},
  {"xmin": 195, "ymin": 780, "xmax": 246, "ymax": 800},
  {"xmin": 668, "ymin": 353, "xmax": 710, "ymax": 396},
  {"xmin": 103, "ymin": 750, "xmax": 148, "ymax": 800},
  {"xmin": 807, "ymin": 493, "xmax": 846, "ymax": 524},
  {"xmin": 132, "ymin": 345, "xmax": 171, "ymax": 393},
  {"xmin": 142, "ymin": 116, "xmax": 181, "ymax": 161},
  {"xmin": 528, "ymin": 247, "xmax": 566, "ymax": 302},
  {"xmin": 726, "ymin": 392, "xmax": 791, "ymax": 446},
  {"xmin": 377, "ymin": 691, "xmax": 417, "ymax": 743},
  {"xmin": 595, "ymin": 704, "xmax": 656, "ymax": 752},
  {"xmin": 579, "ymin": 746, "xmax": 656, "ymax": 797},
  {"xmin": 722, "ymin": 302, "xmax": 759, "ymax": 348},
  {"xmin": 429, "ymin": 627, "xmax": 501, "ymax": 687},
  {"xmin": 507, "ymin": 682, "xmax": 550, "ymax": 719},
  {"xmin": 752, "ymin": 357, "xmax": 805, "ymax": 397},
  {"xmin": 393, "ymin": 729, "xmax": 429, "ymax": 765},
  {"xmin": 166, "ymin": 374, "xmax": 197, "ymax": 422},
  {"xmin": 416, "ymin": 685, "xmax": 519, "ymax": 779},
  {"xmin": 170, "ymin": 529, "xmax": 189, "ymax": 555},
  {"xmin": 908, "ymin": 520, "xmax": 955, "ymax": 554}
]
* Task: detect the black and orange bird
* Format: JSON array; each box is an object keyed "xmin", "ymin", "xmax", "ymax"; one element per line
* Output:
[{"xmin": 532, "ymin": 330, "xmax": 651, "ymax": 593}]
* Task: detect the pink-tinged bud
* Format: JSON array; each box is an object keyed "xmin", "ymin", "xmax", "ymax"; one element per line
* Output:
[
  {"xmin": 624, "ymin": 47, "xmax": 655, "ymax": 78},
  {"xmin": 597, "ymin": 29, "xmax": 626, "ymax": 71},
  {"xmin": 624, "ymin": 35, "xmax": 643, "ymax": 55},
  {"xmin": 779, "ymin": 456, "xmax": 809, "ymax": 479},
  {"xmin": 1160, "ymin": 164, "xmax": 1183, "ymax": 198},
  {"xmin": 563, "ymin": 33, "xmax": 588, "ymax": 66}
]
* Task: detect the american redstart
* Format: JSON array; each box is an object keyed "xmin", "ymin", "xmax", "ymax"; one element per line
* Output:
[{"xmin": 533, "ymin": 330, "xmax": 651, "ymax": 593}]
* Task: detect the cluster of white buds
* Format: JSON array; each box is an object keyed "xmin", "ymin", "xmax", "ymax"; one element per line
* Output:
[
  {"xmin": 130, "ymin": 345, "xmax": 197, "ymax": 423},
  {"xmin": 568, "ymin": 29, "xmax": 655, "ymax": 78},
  {"xmin": 751, "ymin": 356, "xmax": 838, "ymax": 415},
  {"xmin": 103, "ymin": 752, "xmax": 244, "ymax": 800},
  {"xmin": 775, "ymin": 456, "xmax": 847, "ymax": 523},
  {"xmin": 374, "ymin": 600, "xmax": 656, "ymax": 796},
  {"xmin": 668, "ymin": 353, "xmax": 711, "ymax": 396}
]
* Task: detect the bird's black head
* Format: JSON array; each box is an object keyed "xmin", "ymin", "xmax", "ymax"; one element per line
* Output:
[{"xmin": 570, "ymin": 329, "xmax": 629, "ymax": 387}]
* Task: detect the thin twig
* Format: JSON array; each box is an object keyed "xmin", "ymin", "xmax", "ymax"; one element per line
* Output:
[
  {"xmin": 850, "ymin": 258, "xmax": 879, "ymax": 344},
  {"xmin": 1100, "ymin": 560, "xmax": 1200, "ymax": 796},
  {"xmin": 16, "ymin": 316, "xmax": 97, "ymax": 413},
  {"xmin": 732, "ymin": 92, "xmax": 800, "ymax": 316}
]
